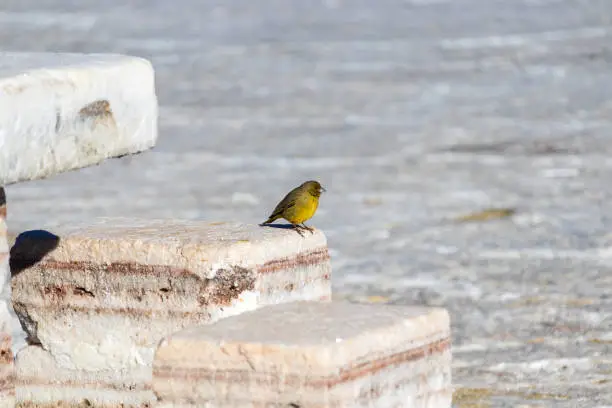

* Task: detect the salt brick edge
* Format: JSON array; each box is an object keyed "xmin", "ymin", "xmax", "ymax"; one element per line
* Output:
[{"xmin": 11, "ymin": 217, "xmax": 327, "ymax": 278}]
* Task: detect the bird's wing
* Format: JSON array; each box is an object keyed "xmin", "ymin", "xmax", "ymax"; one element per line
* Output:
[{"xmin": 269, "ymin": 189, "xmax": 298, "ymax": 219}]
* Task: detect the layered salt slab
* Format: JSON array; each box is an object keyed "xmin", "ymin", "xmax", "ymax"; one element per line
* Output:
[
  {"xmin": 12, "ymin": 218, "xmax": 331, "ymax": 406},
  {"xmin": 16, "ymin": 346, "xmax": 151, "ymax": 408},
  {"xmin": 153, "ymin": 302, "xmax": 452, "ymax": 408},
  {"xmin": 0, "ymin": 52, "xmax": 158, "ymax": 185},
  {"xmin": 0, "ymin": 187, "xmax": 14, "ymax": 407}
]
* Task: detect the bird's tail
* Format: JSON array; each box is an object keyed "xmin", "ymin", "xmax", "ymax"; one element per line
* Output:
[{"xmin": 260, "ymin": 214, "xmax": 278, "ymax": 226}]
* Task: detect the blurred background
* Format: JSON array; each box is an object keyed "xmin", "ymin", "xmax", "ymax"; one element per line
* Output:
[{"xmin": 3, "ymin": 0, "xmax": 612, "ymax": 405}]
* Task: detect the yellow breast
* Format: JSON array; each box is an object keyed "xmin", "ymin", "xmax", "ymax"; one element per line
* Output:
[{"xmin": 284, "ymin": 194, "xmax": 319, "ymax": 224}]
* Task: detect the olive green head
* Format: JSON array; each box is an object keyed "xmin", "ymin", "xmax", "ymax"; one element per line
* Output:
[{"xmin": 301, "ymin": 180, "xmax": 326, "ymax": 197}]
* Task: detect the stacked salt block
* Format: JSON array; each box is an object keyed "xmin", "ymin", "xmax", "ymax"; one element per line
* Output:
[
  {"xmin": 0, "ymin": 51, "xmax": 159, "ymax": 348},
  {"xmin": 153, "ymin": 302, "xmax": 452, "ymax": 408},
  {"xmin": 12, "ymin": 219, "xmax": 332, "ymax": 407},
  {"xmin": 0, "ymin": 188, "xmax": 14, "ymax": 407}
]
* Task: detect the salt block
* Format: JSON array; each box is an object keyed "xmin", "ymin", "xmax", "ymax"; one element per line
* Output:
[
  {"xmin": 0, "ymin": 52, "xmax": 158, "ymax": 185},
  {"xmin": 0, "ymin": 187, "xmax": 14, "ymax": 407},
  {"xmin": 11, "ymin": 218, "xmax": 331, "ymax": 407},
  {"xmin": 153, "ymin": 302, "xmax": 452, "ymax": 408},
  {"xmin": 16, "ymin": 345, "xmax": 151, "ymax": 407}
]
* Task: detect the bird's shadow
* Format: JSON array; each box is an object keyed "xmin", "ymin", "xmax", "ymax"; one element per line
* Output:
[
  {"xmin": 10, "ymin": 229, "xmax": 60, "ymax": 277},
  {"xmin": 259, "ymin": 223, "xmax": 297, "ymax": 230}
]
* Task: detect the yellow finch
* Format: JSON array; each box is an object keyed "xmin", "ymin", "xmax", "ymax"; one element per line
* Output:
[{"xmin": 261, "ymin": 180, "xmax": 326, "ymax": 236}]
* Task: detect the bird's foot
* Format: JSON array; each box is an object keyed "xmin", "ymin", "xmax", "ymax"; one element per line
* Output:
[
  {"xmin": 292, "ymin": 224, "xmax": 306, "ymax": 237},
  {"xmin": 301, "ymin": 224, "xmax": 315, "ymax": 234}
]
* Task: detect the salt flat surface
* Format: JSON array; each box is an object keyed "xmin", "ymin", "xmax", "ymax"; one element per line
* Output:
[{"xmin": 3, "ymin": 0, "xmax": 612, "ymax": 406}]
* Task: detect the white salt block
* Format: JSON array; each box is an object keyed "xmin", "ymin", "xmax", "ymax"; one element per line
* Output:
[
  {"xmin": 0, "ymin": 52, "xmax": 158, "ymax": 185},
  {"xmin": 153, "ymin": 301, "xmax": 452, "ymax": 407}
]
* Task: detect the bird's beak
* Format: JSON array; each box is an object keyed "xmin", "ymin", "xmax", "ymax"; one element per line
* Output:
[{"xmin": 321, "ymin": 186, "xmax": 326, "ymax": 193}]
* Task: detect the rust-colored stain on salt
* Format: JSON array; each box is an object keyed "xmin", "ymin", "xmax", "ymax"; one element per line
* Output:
[
  {"xmin": 78, "ymin": 100, "xmax": 113, "ymax": 118},
  {"xmin": 29, "ymin": 260, "xmax": 196, "ymax": 278},
  {"xmin": 197, "ymin": 266, "xmax": 255, "ymax": 307},
  {"xmin": 0, "ymin": 334, "xmax": 13, "ymax": 365},
  {"xmin": 42, "ymin": 285, "xmax": 68, "ymax": 302},
  {"xmin": 454, "ymin": 208, "xmax": 516, "ymax": 223},
  {"xmin": 14, "ymin": 375, "xmax": 152, "ymax": 393},
  {"xmin": 258, "ymin": 247, "xmax": 330, "ymax": 274},
  {"xmin": 311, "ymin": 337, "xmax": 450, "ymax": 388},
  {"xmin": 153, "ymin": 336, "xmax": 451, "ymax": 389}
]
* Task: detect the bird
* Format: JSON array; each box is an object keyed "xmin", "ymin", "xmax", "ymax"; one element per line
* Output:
[{"xmin": 261, "ymin": 180, "xmax": 326, "ymax": 236}]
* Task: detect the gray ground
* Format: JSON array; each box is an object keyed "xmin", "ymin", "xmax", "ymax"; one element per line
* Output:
[{"xmin": 3, "ymin": 0, "xmax": 612, "ymax": 406}]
